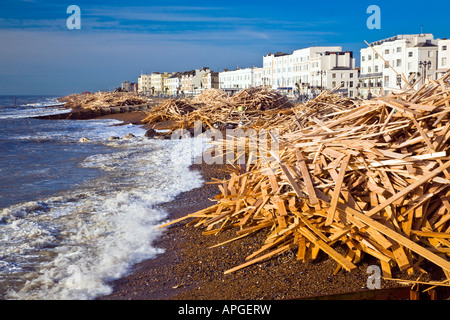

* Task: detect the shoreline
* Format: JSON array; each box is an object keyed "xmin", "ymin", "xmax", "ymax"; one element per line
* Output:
[
  {"xmin": 97, "ymin": 160, "xmax": 439, "ymax": 300},
  {"xmin": 54, "ymin": 110, "xmax": 446, "ymax": 300},
  {"xmin": 94, "ymin": 111, "xmax": 446, "ymax": 300}
]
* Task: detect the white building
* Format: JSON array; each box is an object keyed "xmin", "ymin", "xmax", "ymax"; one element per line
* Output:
[
  {"xmin": 359, "ymin": 34, "xmax": 442, "ymax": 98},
  {"xmin": 164, "ymin": 72, "xmax": 182, "ymax": 97},
  {"xmin": 437, "ymin": 39, "xmax": 450, "ymax": 78},
  {"xmin": 138, "ymin": 74, "xmax": 152, "ymax": 95},
  {"xmin": 262, "ymin": 47, "xmax": 357, "ymax": 98},
  {"xmin": 218, "ymin": 67, "xmax": 262, "ymax": 93}
]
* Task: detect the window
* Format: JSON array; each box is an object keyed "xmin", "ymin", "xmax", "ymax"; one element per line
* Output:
[
  {"xmin": 332, "ymin": 73, "xmax": 337, "ymax": 79},
  {"xmin": 385, "ymin": 63, "xmax": 389, "ymax": 69},
  {"xmin": 428, "ymin": 51, "xmax": 434, "ymax": 58},
  {"xmin": 362, "ymin": 56, "xmax": 366, "ymax": 62},
  {"xmin": 396, "ymin": 59, "xmax": 402, "ymax": 67},
  {"xmin": 349, "ymin": 81, "xmax": 354, "ymax": 88},
  {"xmin": 397, "ymin": 47, "xmax": 402, "ymax": 53},
  {"xmin": 443, "ymin": 46, "xmax": 448, "ymax": 51},
  {"xmin": 375, "ymin": 54, "xmax": 379, "ymax": 59},
  {"xmin": 408, "ymin": 52, "xmax": 413, "ymax": 57},
  {"xmin": 385, "ymin": 49, "xmax": 390, "ymax": 55},
  {"xmin": 332, "ymin": 81, "xmax": 336, "ymax": 87},
  {"xmin": 368, "ymin": 66, "xmax": 372, "ymax": 73},
  {"xmin": 443, "ymin": 57, "xmax": 448, "ymax": 67},
  {"xmin": 350, "ymin": 73, "xmax": 354, "ymax": 78},
  {"xmin": 368, "ymin": 55, "xmax": 372, "ymax": 61},
  {"xmin": 375, "ymin": 65, "xmax": 379, "ymax": 72}
]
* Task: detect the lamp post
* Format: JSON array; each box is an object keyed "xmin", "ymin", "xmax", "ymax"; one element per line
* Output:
[
  {"xmin": 396, "ymin": 75, "xmax": 402, "ymax": 88},
  {"xmin": 419, "ymin": 61, "xmax": 432, "ymax": 84},
  {"xmin": 317, "ymin": 71, "xmax": 326, "ymax": 89}
]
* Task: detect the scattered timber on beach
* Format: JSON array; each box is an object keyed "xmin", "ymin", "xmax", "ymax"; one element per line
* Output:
[
  {"xmin": 58, "ymin": 91, "xmax": 151, "ymax": 110},
  {"xmin": 160, "ymin": 71, "xmax": 450, "ymax": 287},
  {"xmin": 141, "ymin": 87, "xmax": 295, "ymax": 130}
]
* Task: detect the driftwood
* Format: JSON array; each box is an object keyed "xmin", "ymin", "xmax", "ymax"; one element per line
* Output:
[
  {"xmin": 58, "ymin": 91, "xmax": 150, "ymax": 110},
  {"xmin": 160, "ymin": 71, "xmax": 450, "ymax": 288},
  {"xmin": 142, "ymin": 87, "xmax": 295, "ymax": 129}
]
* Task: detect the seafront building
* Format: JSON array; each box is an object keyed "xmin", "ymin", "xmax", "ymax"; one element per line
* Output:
[
  {"xmin": 437, "ymin": 39, "xmax": 450, "ymax": 78},
  {"xmin": 164, "ymin": 72, "xmax": 182, "ymax": 97},
  {"xmin": 218, "ymin": 67, "xmax": 263, "ymax": 93},
  {"xmin": 136, "ymin": 33, "xmax": 449, "ymax": 99},
  {"xmin": 179, "ymin": 68, "xmax": 214, "ymax": 96},
  {"xmin": 137, "ymin": 74, "xmax": 152, "ymax": 95},
  {"xmin": 202, "ymin": 71, "xmax": 220, "ymax": 90},
  {"xmin": 262, "ymin": 47, "xmax": 357, "ymax": 98},
  {"xmin": 359, "ymin": 33, "xmax": 450, "ymax": 98}
]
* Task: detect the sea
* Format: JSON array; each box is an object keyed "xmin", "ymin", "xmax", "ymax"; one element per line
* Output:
[{"xmin": 0, "ymin": 95, "xmax": 206, "ymax": 300}]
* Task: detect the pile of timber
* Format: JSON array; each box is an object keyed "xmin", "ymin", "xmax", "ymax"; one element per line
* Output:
[
  {"xmin": 230, "ymin": 87, "xmax": 294, "ymax": 111},
  {"xmin": 191, "ymin": 88, "xmax": 231, "ymax": 106},
  {"xmin": 142, "ymin": 87, "xmax": 295, "ymax": 129},
  {"xmin": 141, "ymin": 98, "xmax": 198, "ymax": 124},
  {"xmin": 58, "ymin": 91, "xmax": 150, "ymax": 110},
  {"xmin": 160, "ymin": 72, "xmax": 450, "ymax": 287},
  {"xmin": 245, "ymin": 90, "xmax": 360, "ymax": 134}
]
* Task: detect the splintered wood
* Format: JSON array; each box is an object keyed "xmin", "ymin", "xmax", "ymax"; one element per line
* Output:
[
  {"xmin": 159, "ymin": 72, "xmax": 450, "ymax": 283},
  {"xmin": 59, "ymin": 91, "xmax": 150, "ymax": 110},
  {"xmin": 142, "ymin": 87, "xmax": 294, "ymax": 129}
]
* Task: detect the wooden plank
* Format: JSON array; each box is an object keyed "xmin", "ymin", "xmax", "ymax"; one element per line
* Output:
[
  {"xmin": 326, "ymin": 155, "xmax": 351, "ymax": 226},
  {"xmin": 297, "ymin": 226, "xmax": 357, "ymax": 271},
  {"xmin": 365, "ymin": 159, "xmax": 450, "ymax": 218},
  {"xmin": 296, "ymin": 150, "xmax": 320, "ymax": 209},
  {"xmin": 223, "ymin": 243, "xmax": 294, "ymax": 274}
]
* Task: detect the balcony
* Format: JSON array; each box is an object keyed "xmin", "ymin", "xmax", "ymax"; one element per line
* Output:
[
  {"xmin": 360, "ymin": 82, "xmax": 383, "ymax": 88},
  {"xmin": 359, "ymin": 72, "xmax": 383, "ymax": 80}
]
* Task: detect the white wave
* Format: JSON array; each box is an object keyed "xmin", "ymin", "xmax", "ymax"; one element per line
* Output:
[
  {"xmin": 9, "ymin": 119, "xmax": 147, "ymax": 143},
  {"xmin": 3, "ymin": 137, "xmax": 208, "ymax": 300},
  {"xmin": 0, "ymin": 97, "xmax": 67, "ymax": 120}
]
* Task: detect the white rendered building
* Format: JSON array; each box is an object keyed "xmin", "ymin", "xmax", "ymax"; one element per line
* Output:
[
  {"xmin": 359, "ymin": 34, "xmax": 441, "ymax": 98},
  {"xmin": 218, "ymin": 67, "xmax": 261, "ymax": 93},
  {"xmin": 137, "ymin": 74, "xmax": 152, "ymax": 95},
  {"xmin": 262, "ymin": 47, "xmax": 357, "ymax": 98},
  {"xmin": 437, "ymin": 39, "xmax": 450, "ymax": 78}
]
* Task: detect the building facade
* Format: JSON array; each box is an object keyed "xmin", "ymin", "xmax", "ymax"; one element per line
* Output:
[
  {"xmin": 437, "ymin": 39, "xmax": 450, "ymax": 78},
  {"xmin": 202, "ymin": 71, "xmax": 220, "ymax": 90},
  {"xmin": 262, "ymin": 47, "xmax": 357, "ymax": 98},
  {"xmin": 164, "ymin": 72, "xmax": 182, "ymax": 97},
  {"xmin": 218, "ymin": 67, "xmax": 262, "ymax": 93},
  {"xmin": 359, "ymin": 34, "xmax": 443, "ymax": 98},
  {"xmin": 137, "ymin": 74, "xmax": 152, "ymax": 95}
]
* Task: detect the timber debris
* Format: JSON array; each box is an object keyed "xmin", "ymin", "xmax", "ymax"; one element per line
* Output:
[{"xmin": 160, "ymin": 71, "xmax": 450, "ymax": 288}]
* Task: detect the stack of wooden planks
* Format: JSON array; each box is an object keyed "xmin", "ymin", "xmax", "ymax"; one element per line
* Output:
[{"xmin": 160, "ymin": 72, "xmax": 450, "ymax": 285}]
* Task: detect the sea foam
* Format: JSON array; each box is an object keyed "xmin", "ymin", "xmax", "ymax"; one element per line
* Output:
[{"xmin": 2, "ymin": 136, "xmax": 207, "ymax": 300}]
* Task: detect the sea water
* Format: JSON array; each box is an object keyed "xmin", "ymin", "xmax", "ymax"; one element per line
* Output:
[{"xmin": 0, "ymin": 96, "xmax": 206, "ymax": 300}]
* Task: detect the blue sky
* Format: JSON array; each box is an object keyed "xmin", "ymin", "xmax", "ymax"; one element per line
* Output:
[{"xmin": 0, "ymin": 0, "xmax": 449, "ymax": 95}]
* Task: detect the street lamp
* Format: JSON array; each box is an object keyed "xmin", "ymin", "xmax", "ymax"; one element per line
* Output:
[
  {"xmin": 396, "ymin": 75, "xmax": 402, "ymax": 88},
  {"xmin": 317, "ymin": 71, "xmax": 326, "ymax": 89},
  {"xmin": 419, "ymin": 61, "xmax": 432, "ymax": 84}
]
